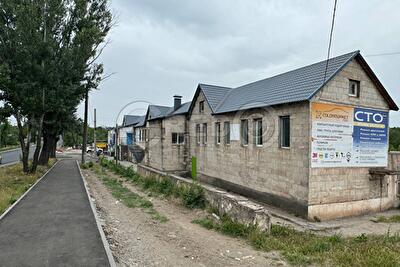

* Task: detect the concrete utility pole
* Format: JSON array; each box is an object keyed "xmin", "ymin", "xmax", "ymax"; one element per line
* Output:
[
  {"xmin": 94, "ymin": 108, "xmax": 97, "ymax": 156},
  {"xmin": 115, "ymin": 123, "xmax": 118, "ymax": 164},
  {"xmin": 81, "ymin": 91, "xmax": 89, "ymax": 164}
]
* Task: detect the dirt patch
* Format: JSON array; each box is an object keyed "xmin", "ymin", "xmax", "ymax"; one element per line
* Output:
[{"xmin": 83, "ymin": 168, "xmax": 287, "ymax": 267}]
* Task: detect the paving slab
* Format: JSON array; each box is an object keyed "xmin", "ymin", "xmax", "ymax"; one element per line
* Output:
[{"xmin": 0, "ymin": 159, "xmax": 110, "ymax": 267}]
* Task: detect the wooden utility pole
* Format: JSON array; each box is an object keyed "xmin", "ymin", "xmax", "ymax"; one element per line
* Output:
[
  {"xmin": 81, "ymin": 91, "xmax": 88, "ymax": 163},
  {"xmin": 94, "ymin": 108, "xmax": 97, "ymax": 156}
]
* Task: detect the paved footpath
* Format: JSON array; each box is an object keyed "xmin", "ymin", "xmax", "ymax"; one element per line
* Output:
[{"xmin": 0, "ymin": 159, "xmax": 110, "ymax": 267}]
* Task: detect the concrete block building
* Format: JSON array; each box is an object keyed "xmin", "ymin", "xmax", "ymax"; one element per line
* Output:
[
  {"xmin": 140, "ymin": 96, "xmax": 191, "ymax": 172},
  {"xmin": 187, "ymin": 51, "xmax": 399, "ymax": 220},
  {"xmin": 121, "ymin": 50, "xmax": 399, "ymax": 220}
]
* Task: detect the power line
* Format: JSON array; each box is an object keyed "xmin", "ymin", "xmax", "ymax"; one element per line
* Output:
[
  {"xmin": 365, "ymin": 51, "xmax": 400, "ymax": 57},
  {"xmin": 323, "ymin": 0, "xmax": 338, "ymax": 84}
]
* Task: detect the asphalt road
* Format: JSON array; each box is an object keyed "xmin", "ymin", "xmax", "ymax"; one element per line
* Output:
[
  {"xmin": 0, "ymin": 159, "xmax": 110, "ymax": 266},
  {"xmin": 0, "ymin": 146, "xmax": 35, "ymax": 165}
]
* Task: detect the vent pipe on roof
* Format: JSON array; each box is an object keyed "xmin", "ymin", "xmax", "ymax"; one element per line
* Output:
[{"xmin": 173, "ymin": 95, "xmax": 182, "ymax": 111}]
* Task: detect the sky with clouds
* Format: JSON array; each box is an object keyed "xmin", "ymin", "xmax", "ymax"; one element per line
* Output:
[{"xmin": 82, "ymin": 0, "xmax": 400, "ymax": 127}]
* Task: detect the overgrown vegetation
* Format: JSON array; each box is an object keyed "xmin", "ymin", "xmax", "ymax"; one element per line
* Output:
[
  {"xmin": 91, "ymin": 164, "xmax": 167, "ymax": 223},
  {"xmin": 376, "ymin": 215, "xmax": 400, "ymax": 223},
  {"xmin": 193, "ymin": 216, "xmax": 400, "ymax": 266},
  {"xmin": 0, "ymin": 159, "xmax": 56, "ymax": 214},
  {"xmin": 80, "ymin": 161, "xmax": 94, "ymax": 169},
  {"xmin": 390, "ymin": 127, "xmax": 400, "ymax": 151},
  {"xmin": 99, "ymin": 157, "xmax": 206, "ymax": 209}
]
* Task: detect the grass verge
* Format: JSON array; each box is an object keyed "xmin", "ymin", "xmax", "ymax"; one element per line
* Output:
[
  {"xmin": 0, "ymin": 159, "xmax": 56, "ymax": 214},
  {"xmin": 193, "ymin": 216, "xmax": 400, "ymax": 266},
  {"xmin": 97, "ymin": 158, "xmax": 400, "ymax": 266},
  {"xmin": 99, "ymin": 157, "xmax": 206, "ymax": 209},
  {"xmin": 375, "ymin": 215, "xmax": 400, "ymax": 223},
  {"xmin": 90, "ymin": 163, "xmax": 167, "ymax": 223}
]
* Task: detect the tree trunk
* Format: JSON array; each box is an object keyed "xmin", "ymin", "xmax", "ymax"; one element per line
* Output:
[
  {"xmin": 39, "ymin": 131, "xmax": 50, "ymax": 165},
  {"xmin": 15, "ymin": 113, "xmax": 30, "ymax": 173},
  {"xmin": 49, "ymin": 135, "xmax": 57, "ymax": 158},
  {"xmin": 30, "ymin": 115, "xmax": 44, "ymax": 172}
]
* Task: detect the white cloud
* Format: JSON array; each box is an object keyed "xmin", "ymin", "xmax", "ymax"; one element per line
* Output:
[{"xmin": 83, "ymin": 0, "xmax": 400, "ymax": 126}]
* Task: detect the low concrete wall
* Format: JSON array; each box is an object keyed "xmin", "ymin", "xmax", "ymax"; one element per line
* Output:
[{"xmin": 136, "ymin": 164, "xmax": 271, "ymax": 232}]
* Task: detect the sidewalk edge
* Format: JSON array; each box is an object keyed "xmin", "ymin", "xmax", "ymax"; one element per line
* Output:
[
  {"xmin": 0, "ymin": 160, "xmax": 60, "ymax": 221},
  {"xmin": 76, "ymin": 160, "xmax": 117, "ymax": 267}
]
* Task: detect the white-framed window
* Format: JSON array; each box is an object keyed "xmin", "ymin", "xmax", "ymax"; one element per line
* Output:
[
  {"xmin": 172, "ymin": 133, "xmax": 184, "ymax": 144},
  {"xmin": 240, "ymin": 119, "xmax": 248, "ymax": 146},
  {"xmin": 202, "ymin": 123, "xmax": 207, "ymax": 144},
  {"xmin": 215, "ymin": 122, "xmax": 221, "ymax": 145},
  {"xmin": 196, "ymin": 124, "xmax": 201, "ymax": 145},
  {"xmin": 254, "ymin": 118, "xmax": 263, "ymax": 146},
  {"xmin": 224, "ymin": 121, "xmax": 230, "ymax": 145},
  {"xmin": 349, "ymin": 79, "xmax": 360, "ymax": 97},
  {"xmin": 199, "ymin": 101, "xmax": 205, "ymax": 113},
  {"xmin": 280, "ymin": 116, "xmax": 290, "ymax": 148}
]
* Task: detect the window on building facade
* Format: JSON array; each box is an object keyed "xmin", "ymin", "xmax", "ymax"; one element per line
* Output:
[
  {"xmin": 240, "ymin": 119, "xmax": 248, "ymax": 145},
  {"xmin": 172, "ymin": 132, "xmax": 184, "ymax": 144},
  {"xmin": 224, "ymin": 121, "xmax": 230, "ymax": 145},
  {"xmin": 215, "ymin": 122, "xmax": 221, "ymax": 145},
  {"xmin": 280, "ymin": 116, "xmax": 290, "ymax": 148},
  {"xmin": 199, "ymin": 101, "xmax": 205, "ymax": 113},
  {"xmin": 196, "ymin": 124, "xmax": 201, "ymax": 144},
  {"xmin": 349, "ymin": 79, "xmax": 360, "ymax": 97},
  {"xmin": 202, "ymin": 123, "xmax": 207, "ymax": 144},
  {"xmin": 254, "ymin": 119, "xmax": 263, "ymax": 146}
]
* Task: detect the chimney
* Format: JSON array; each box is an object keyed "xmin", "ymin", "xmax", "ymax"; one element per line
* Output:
[{"xmin": 173, "ymin": 95, "xmax": 182, "ymax": 111}]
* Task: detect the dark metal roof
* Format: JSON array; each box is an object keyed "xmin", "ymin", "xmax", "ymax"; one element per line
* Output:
[
  {"xmin": 147, "ymin": 101, "xmax": 192, "ymax": 121},
  {"xmin": 198, "ymin": 84, "xmax": 232, "ymax": 113},
  {"xmin": 122, "ymin": 115, "xmax": 142, "ymax": 126},
  {"xmin": 214, "ymin": 51, "xmax": 363, "ymax": 114},
  {"xmin": 170, "ymin": 101, "xmax": 191, "ymax": 116},
  {"xmin": 147, "ymin": 105, "xmax": 173, "ymax": 120},
  {"xmin": 135, "ymin": 115, "xmax": 146, "ymax": 127}
]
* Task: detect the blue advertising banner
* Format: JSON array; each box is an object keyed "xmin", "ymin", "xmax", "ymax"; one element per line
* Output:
[
  {"xmin": 311, "ymin": 103, "xmax": 389, "ymax": 168},
  {"xmin": 353, "ymin": 107, "xmax": 388, "ymax": 166}
]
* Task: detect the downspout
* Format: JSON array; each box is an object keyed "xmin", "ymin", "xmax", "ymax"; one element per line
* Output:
[
  {"xmin": 184, "ymin": 115, "xmax": 189, "ymax": 170},
  {"xmin": 161, "ymin": 120, "xmax": 164, "ymax": 171}
]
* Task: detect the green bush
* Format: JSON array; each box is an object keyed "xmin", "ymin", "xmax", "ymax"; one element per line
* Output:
[
  {"xmin": 100, "ymin": 158, "xmax": 206, "ymax": 209},
  {"xmin": 179, "ymin": 183, "xmax": 206, "ymax": 209}
]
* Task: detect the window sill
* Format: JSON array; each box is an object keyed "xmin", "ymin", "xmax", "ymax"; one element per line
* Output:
[
  {"xmin": 348, "ymin": 94, "xmax": 359, "ymax": 98},
  {"xmin": 280, "ymin": 146, "xmax": 290, "ymax": 150},
  {"xmin": 255, "ymin": 145, "xmax": 263, "ymax": 148}
]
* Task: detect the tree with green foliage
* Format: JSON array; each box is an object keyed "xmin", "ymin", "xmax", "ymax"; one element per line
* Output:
[
  {"xmin": 389, "ymin": 127, "xmax": 400, "ymax": 151},
  {"xmin": 0, "ymin": 0, "xmax": 112, "ymax": 172}
]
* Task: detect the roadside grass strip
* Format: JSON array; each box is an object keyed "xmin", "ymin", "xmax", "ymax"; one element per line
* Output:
[
  {"xmin": 91, "ymin": 164, "xmax": 167, "ymax": 223},
  {"xmin": 0, "ymin": 160, "xmax": 56, "ymax": 214},
  {"xmin": 96, "ymin": 158, "xmax": 400, "ymax": 266},
  {"xmin": 193, "ymin": 216, "xmax": 400, "ymax": 266},
  {"xmin": 375, "ymin": 215, "xmax": 400, "ymax": 223},
  {"xmin": 98, "ymin": 158, "xmax": 205, "ymax": 209}
]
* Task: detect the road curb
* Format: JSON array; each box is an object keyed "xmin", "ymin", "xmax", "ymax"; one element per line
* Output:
[
  {"xmin": 76, "ymin": 161, "xmax": 117, "ymax": 267},
  {"xmin": 0, "ymin": 160, "xmax": 60, "ymax": 221}
]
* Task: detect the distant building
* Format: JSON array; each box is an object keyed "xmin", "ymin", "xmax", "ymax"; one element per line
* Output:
[{"xmin": 120, "ymin": 51, "xmax": 400, "ymax": 220}]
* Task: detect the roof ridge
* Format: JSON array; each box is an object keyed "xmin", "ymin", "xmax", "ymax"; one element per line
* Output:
[
  {"xmin": 199, "ymin": 83, "xmax": 232, "ymax": 89},
  {"xmin": 214, "ymin": 50, "xmax": 360, "ymax": 113},
  {"xmin": 236, "ymin": 50, "xmax": 359, "ymax": 90}
]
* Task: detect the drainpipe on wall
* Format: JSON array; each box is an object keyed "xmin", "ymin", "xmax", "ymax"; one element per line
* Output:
[{"xmin": 161, "ymin": 120, "xmax": 164, "ymax": 171}]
